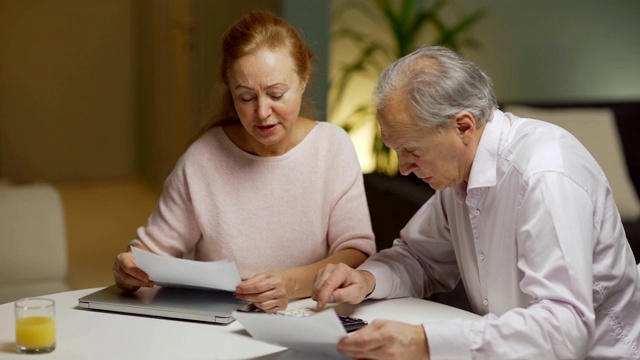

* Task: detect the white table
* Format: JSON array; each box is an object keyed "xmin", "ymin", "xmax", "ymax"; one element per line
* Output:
[{"xmin": 0, "ymin": 288, "xmax": 479, "ymax": 359}]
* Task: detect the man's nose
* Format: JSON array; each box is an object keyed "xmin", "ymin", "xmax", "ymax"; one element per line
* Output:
[{"xmin": 398, "ymin": 156, "xmax": 417, "ymax": 176}]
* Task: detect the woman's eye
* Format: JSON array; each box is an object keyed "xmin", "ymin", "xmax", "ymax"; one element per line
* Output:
[
  {"xmin": 270, "ymin": 93, "xmax": 284, "ymax": 100},
  {"xmin": 240, "ymin": 97, "xmax": 254, "ymax": 103}
]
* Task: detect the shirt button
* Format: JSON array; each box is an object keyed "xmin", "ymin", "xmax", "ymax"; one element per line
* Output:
[
  {"xmin": 474, "ymin": 209, "xmax": 481, "ymax": 216},
  {"xmin": 478, "ymin": 253, "xmax": 485, "ymax": 261},
  {"xmin": 483, "ymin": 299, "xmax": 489, "ymax": 306}
]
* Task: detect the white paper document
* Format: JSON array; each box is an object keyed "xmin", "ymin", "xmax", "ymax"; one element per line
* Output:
[
  {"xmin": 233, "ymin": 308, "xmax": 350, "ymax": 359},
  {"xmin": 132, "ymin": 247, "xmax": 242, "ymax": 292}
]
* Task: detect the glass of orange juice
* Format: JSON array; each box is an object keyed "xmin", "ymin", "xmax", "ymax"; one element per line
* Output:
[{"xmin": 14, "ymin": 298, "xmax": 56, "ymax": 354}]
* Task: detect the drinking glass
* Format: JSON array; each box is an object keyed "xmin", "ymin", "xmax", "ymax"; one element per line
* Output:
[{"xmin": 14, "ymin": 298, "xmax": 56, "ymax": 354}]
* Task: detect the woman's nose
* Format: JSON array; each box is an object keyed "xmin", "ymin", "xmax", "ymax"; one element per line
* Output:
[{"xmin": 257, "ymin": 99, "xmax": 272, "ymax": 120}]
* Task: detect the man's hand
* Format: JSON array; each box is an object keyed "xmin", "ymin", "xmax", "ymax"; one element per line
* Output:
[
  {"xmin": 338, "ymin": 320, "xmax": 430, "ymax": 360},
  {"xmin": 112, "ymin": 248, "xmax": 154, "ymax": 292},
  {"xmin": 311, "ymin": 263, "xmax": 376, "ymax": 309},
  {"xmin": 234, "ymin": 271, "xmax": 290, "ymax": 313}
]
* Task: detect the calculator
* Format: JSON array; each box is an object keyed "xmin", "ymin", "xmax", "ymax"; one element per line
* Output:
[
  {"xmin": 337, "ymin": 314, "xmax": 368, "ymax": 332},
  {"xmin": 275, "ymin": 307, "xmax": 368, "ymax": 333}
]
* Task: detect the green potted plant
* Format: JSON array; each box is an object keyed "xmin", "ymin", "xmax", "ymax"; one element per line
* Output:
[{"xmin": 330, "ymin": 0, "xmax": 485, "ymax": 174}]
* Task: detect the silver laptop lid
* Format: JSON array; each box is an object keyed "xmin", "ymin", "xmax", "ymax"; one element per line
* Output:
[{"xmin": 78, "ymin": 285, "xmax": 251, "ymax": 324}]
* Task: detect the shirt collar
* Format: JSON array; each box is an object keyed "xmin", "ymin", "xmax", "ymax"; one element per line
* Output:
[{"xmin": 466, "ymin": 109, "xmax": 505, "ymax": 191}]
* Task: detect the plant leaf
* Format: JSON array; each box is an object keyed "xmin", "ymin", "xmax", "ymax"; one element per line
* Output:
[
  {"xmin": 330, "ymin": 0, "xmax": 486, "ymax": 174},
  {"xmin": 338, "ymin": 103, "xmax": 377, "ymax": 133},
  {"xmin": 330, "ymin": 41, "xmax": 390, "ymax": 115}
]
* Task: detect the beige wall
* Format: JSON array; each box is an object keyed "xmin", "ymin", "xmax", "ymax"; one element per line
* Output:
[
  {"xmin": 459, "ymin": 0, "xmax": 640, "ymax": 103},
  {"xmin": 0, "ymin": 0, "xmax": 136, "ymax": 182}
]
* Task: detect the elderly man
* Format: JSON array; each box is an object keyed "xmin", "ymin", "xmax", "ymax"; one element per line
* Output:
[{"xmin": 313, "ymin": 46, "xmax": 640, "ymax": 359}]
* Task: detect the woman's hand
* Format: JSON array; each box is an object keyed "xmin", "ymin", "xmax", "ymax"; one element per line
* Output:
[
  {"xmin": 234, "ymin": 271, "xmax": 291, "ymax": 312},
  {"xmin": 112, "ymin": 246, "xmax": 154, "ymax": 292},
  {"xmin": 234, "ymin": 250, "xmax": 369, "ymax": 312}
]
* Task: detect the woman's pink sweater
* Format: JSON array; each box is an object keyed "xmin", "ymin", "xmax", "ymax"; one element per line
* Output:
[{"xmin": 133, "ymin": 122, "xmax": 376, "ymax": 278}]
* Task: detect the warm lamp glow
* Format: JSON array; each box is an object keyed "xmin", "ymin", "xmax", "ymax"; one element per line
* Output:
[{"xmin": 328, "ymin": 44, "xmax": 379, "ymax": 173}]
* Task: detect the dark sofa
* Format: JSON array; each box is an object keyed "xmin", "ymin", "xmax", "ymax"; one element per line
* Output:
[{"xmin": 364, "ymin": 101, "xmax": 640, "ymax": 311}]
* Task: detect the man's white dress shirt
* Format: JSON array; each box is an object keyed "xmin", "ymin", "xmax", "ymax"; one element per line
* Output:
[{"xmin": 360, "ymin": 110, "xmax": 640, "ymax": 359}]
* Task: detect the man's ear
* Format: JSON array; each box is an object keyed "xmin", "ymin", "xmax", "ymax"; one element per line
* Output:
[{"xmin": 455, "ymin": 111, "xmax": 477, "ymax": 144}]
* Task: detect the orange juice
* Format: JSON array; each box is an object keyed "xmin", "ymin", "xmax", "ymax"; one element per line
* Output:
[{"xmin": 15, "ymin": 316, "xmax": 56, "ymax": 348}]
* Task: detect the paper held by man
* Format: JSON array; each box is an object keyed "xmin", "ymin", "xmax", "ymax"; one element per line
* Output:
[
  {"xmin": 234, "ymin": 308, "xmax": 350, "ymax": 359},
  {"xmin": 132, "ymin": 247, "xmax": 242, "ymax": 291}
]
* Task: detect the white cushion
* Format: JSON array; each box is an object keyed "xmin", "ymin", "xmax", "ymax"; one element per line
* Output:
[
  {"xmin": 0, "ymin": 183, "xmax": 69, "ymax": 303},
  {"xmin": 502, "ymin": 105, "xmax": 640, "ymax": 221}
]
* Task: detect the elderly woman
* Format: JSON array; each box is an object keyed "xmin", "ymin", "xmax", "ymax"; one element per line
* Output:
[{"xmin": 113, "ymin": 10, "xmax": 375, "ymax": 312}]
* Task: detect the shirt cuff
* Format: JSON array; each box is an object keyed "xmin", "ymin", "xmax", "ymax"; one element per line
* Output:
[
  {"xmin": 357, "ymin": 260, "xmax": 393, "ymax": 299},
  {"xmin": 423, "ymin": 320, "xmax": 472, "ymax": 360}
]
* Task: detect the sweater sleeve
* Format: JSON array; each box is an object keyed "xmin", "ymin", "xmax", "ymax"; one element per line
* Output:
[
  {"xmin": 131, "ymin": 153, "xmax": 201, "ymax": 258},
  {"xmin": 323, "ymin": 125, "xmax": 376, "ymax": 257}
]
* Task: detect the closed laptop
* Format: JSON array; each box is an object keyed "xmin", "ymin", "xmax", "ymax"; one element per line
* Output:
[{"xmin": 78, "ymin": 285, "xmax": 251, "ymax": 324}]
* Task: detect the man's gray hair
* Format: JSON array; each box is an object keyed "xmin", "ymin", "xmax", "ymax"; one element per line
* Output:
[{"xmin": 374, "ymin": 46, "xmax": 498, "ymax": 129}]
